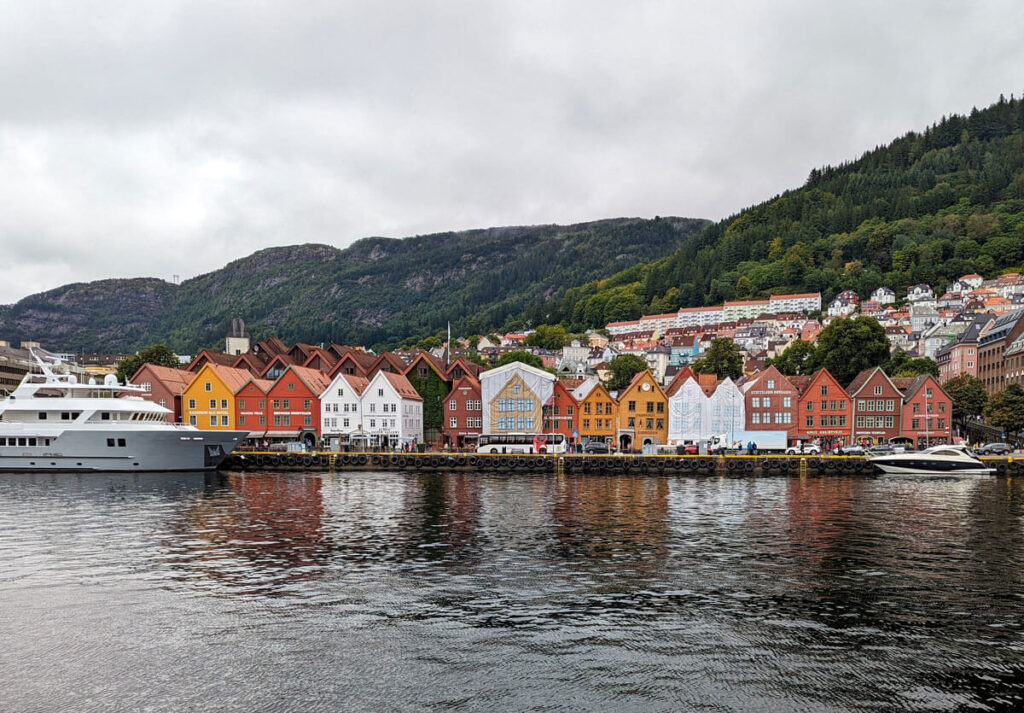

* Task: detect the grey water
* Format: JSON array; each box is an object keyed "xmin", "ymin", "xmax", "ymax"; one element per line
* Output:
[{"xmin": 1, "ymin": 471, "xmax": 1023, "ymax": 713}]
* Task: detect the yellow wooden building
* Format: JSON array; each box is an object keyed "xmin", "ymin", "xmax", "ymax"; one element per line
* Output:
[
  {"xmin": 182, "ymin": 363, "xmax": 252, "ymax": 430},
  {"xmin": 616, "ymin": 370, "xmax": 668, "ymax": 451},
  {"xmin": 575, "ymin": 380, "xmax": 618, "ymax": 445}
]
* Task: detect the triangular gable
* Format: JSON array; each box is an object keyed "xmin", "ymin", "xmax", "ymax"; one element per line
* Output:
[
  {"xmin": 231, "ymin": 352, "xmax": 265, "ymax": 376},
  {"xmin": 376, "ymin": 371, "xmax": 424, "ymax": 401},
  {"xmin": 664, "ymin": 365, "xmax": 697, "ymax": 397},
  {"xmin": 402, "ymin": 350, "xmax": 449, "ymax": 381},
  {"xmin": 619, "ymin": 369, "xmax": 666, "ymax": 401},
  {"xmin": 259, "ymin": 353, "xmax": 297, "ymax": 379},
  {"xmin": 186, "ymin": 349, "xmax": 237, "ymax": 373},
  {"xmin": 234, "ymin": 377, "xmax": 274, "ymax": 396},
  {"xmin": 282, "ymin": 364, "xmax": 333, "ymax": 397},
  {"xmin": 187, "ymin": 362, "xmax": 253, "ymax": 394},
  {"xmin": 846, "ymin": 366, "xmax": 900, "ymax": 397}
]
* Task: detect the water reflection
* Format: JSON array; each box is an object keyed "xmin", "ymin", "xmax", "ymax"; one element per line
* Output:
[{"xmin": 3, "ymin": 471, "xmax": 1024, "ymax": 712}]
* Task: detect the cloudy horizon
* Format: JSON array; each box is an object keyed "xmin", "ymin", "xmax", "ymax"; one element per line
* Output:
[{"xmin": 1, "ymin": 1, "xmax": 1022, "ymax": 304}]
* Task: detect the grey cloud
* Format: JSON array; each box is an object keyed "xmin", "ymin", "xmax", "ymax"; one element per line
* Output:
[{"xmin": 0, "ymin": 1, "xmax": 1022, "ymax": 304}]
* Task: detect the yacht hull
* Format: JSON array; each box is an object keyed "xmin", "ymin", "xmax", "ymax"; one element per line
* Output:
[
  {"xmin": 870, "ymin": 456, "xmax": 995, "ymax": 476},
  {"xmin": 0, "ymin": 429, "xmax": 246, "ymax": 472}
]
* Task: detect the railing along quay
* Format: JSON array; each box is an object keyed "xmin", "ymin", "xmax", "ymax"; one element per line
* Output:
[{"xmin": 220, "ymin": 451, "xmax": 1024, "ymax": 477}]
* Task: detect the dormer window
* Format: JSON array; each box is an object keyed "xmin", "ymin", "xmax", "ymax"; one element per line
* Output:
[{"xmin": 38, "ymin": 412, "xmax": 47, "ymax": 420}]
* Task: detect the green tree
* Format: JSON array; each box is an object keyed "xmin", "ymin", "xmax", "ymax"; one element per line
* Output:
[
  {"xmin": 605, "ymin": 354, "xmax": 649, "ymax": 391},
  {"xmin": 766, "ymin": 339, "xmax": 816, "ymax": 376},
  {"xmin": 524, "ymin": 324, "xmax": 568, "ymax": 350},
  {"xmin": 734, "ymin": 275, "xmax": 754, "ymax": 299},
  {"xmin": 944, "ymin": 373, "xmax": 988, "ymax": 436},
  {"xmin": 813, "ymin": 316, "xmax": 890, "ymax": 387},
  {"xmin": 985, "ymin": 384, "xmax": 1024, "ymax": 443},
  {"xmin": 116, "ymin": 344, "xmax": 180, "ymax": 382},
  {"xmin": 495, "ymin": 350, "xmax": 544, "ymax": 369},
  {"xmin": 882, "ymin": 350, "xmax": 940, "ymax": 378},
  {"xmin": 692, "ymin": 338, "xmax": 743, "ymax": 380},
  {"xmin": 416, "ymin": 335, "xmax": 443, "ymax": 350}
]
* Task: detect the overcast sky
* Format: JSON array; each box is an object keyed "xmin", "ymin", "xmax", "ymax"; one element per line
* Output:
[{"xmin": 1, "ymin": 1, "xmax": 1022, "ymax": 304}]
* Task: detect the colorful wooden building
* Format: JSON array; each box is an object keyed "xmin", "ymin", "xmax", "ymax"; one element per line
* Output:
[{"xmin": 616, "ymin": 370, "xmax": 668, "ymax": 451}]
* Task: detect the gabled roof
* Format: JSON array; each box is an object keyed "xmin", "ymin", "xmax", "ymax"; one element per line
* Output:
[
  {"xmin": 403, "ymin": 350, "xmax": 449, "ymax": 380},
  {"xmin": 450, "ymin": 373, "xmax": 481, "ymax": 393},
  {"xmin": 846, "ymin": 366, "xmax": 899, "ymax": 396},
  {"xmin": 664, "ymin": 365, "xmax": 697, "ymax": 397},
  {"xmin": 258, "ymin": 352, "xmax": 298, "ymax": 377},
  {"xmin": 446, "ymin": 357, "xmax": 484, "ymax": 379},
  {"xmin": 334, "ymin": 372, "xmax": 370, "ymax": 398},
  {"xmin": 367, "ymin": 351, "xmax": 408, "ymax": 376},
  {"xmin": 188, "ymin": 362, "xmax": 254, "ymax": 394},
  {"xmin": 282, "ymin": 364, "xmax": 333, "ymax": 396},
  {"xmin": 478, "ymin": 359, "xmax": 554, "ymax": 383},
  {"xmin": 130, "ymin": 363, "xmax": 193, "ymax": 392},
  {"xmin": 377, "ymin": 371, "xmax": 423, "ymax": 401},
  {"xmin": 231, "ymin": 352, "xmax": 266, "ymax": 375},
  {"xmin": 234, "ymin": 377, "xmax": 274, "ymax": 396},
  {"xmin": 186, "ymin": 349, "xmax": 237, "ymax": 372}
]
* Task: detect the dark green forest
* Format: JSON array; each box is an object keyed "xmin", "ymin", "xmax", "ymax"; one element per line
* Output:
[
  {"xmin": 553, "ymin": 95, "xmax": 1024, "ymax": 329},
  {"xmin": 0, "ymin": 218, "xmax": 707, "ymax": 353}
]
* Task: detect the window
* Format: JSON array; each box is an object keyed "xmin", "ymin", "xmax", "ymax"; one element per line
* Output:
[
  {"xmin": 259, "ymin": 415, "xmax": 266, "ymax": 425},
  {"xmin": 287, "ymin": 382, "xmax": 295, "ymax": 391},
  {"xmin": 763, "ymin": 397, "xmax": 771, "ymax": 408},
  {"xmin": 283, "ymin": 415, "xmax": 291, "ymax": 426},
  {"xmin": 583, "ymin": 419, "xmax": 591, "ymax": 429},
  {"xmin": 205, "ymin": 382, "xmax": 212, "ymax": 392},
  {"xmin": 370, "ymin": 419, "xmax": 376, "ymax": 428},
  {"xmin": 767, "ymin": 379, "xmax": 775, "ymax": 390},
  {"xmin": 188, "ymin": 399, "xmax": 196, "ymax": 409},
  {"xmin": 807, "ymin": 402, "xmax": 813, "ymax": 411},
  {"xmin": 259, "ymin": 400, "xmax": 266, "ymax": 409},
  {"xmin": 338, "ymin": 388, "xmax": 344, "ymax": 397},
  {"xmin": 209, "ymin": 399, "xmax": 216, "ymax": 409},
  {"xmin": 938, "ymin": 402, "xmax": 945, "ymax": 413},
  {"xmin": 839, "ymin": 416, "xmax": 846, "ymax": 426},
  {"xmin": 378, "ymin": 388, "xmax": 384, "ymax": 397},
  {"xmin": 567, "ymin": 406, "xmax": 574, "ymax": 416},
  {"xmin": 886, "ymin": 400, "xmax": 894, "ymax": 411},
  {"xmin": 913, "ymin": 403, "xmax": 920, "ymax": 414},
  {"xmin": 283, "ymin": 399, "xmax": 290, "ymax": 409},
  {"xmin": 820, "ymin": 415, "xmax": 827, "ymax": 426},
  {"xmin": 342, "ymin": 418, "xmax": 349, "ymax": 428},
  {"xmin": 885, "ymin": 416, "xmax": 894, "ymax": 428},
  {"xmin": 221, "ymin": 415, "xmax": 229, "ymax": 426},
  {"xmin": 806, "ymin": 416, "xmax": 813, "ymax": 427},
  {"xmin": 752, "ymin": 397, "xmax": 760, "ymax": 408},
  {"xmin": 646, "ymin": 418, "xmax": 653, "ymax": 429},
  {"xmin": 450, "ymin": 399, "xmax": 457, "ymax": 411},
  {"xmin": 239, "ymin": 400, "xmax": 246, "ymax": 409},
  {"xmin": 584, "ymin": 403, "xmax": 591, "ymax": 414},
  {"xmin": 820, "ymin": 384, "xmax": 828, "ymax": 396},
  {"xmin": 782, "ymin": 396, "xmax": 791, "ymax": 408},
  {"xmin": 646, "ymin": 402, "xmax": 654, "ymax": 413},
  {"xmin": 141, "ymin": 382, "xmax": 151, "ymax": 392},
  {"xmin": 273, "ymin": 399, "xmax": 280, "ymax": 409},
  {"xmin": 220, "ymin": 399, "xmax": 228, "ymax": 409},
  {"xmin": 657, "ymin": 402, "xmax": 664, "ymax": 413},
  {"xmin": 912, "ymin": 419, "xmax": 920, "ymax": 429},
  {"xmin": 107, "ymin": 438, "xmax": 115, "ymax": 447},
  {"xmin": 627, "ymin": 417, "xmax": 635, "ymax": 428},
  {"xmin": 158, "ymin": 399, "xmax": 166, "ymax": 407},
  {"xmin": 856, "ymin": 416, "xmax": 864, "ymax": 428},
  {"xmin": 304, "ymin": 415, "xmax": 312, "ymax": 426},
  {"xmin": 450, "ymin": 417, "xmax": 458, "ymax": 428},
  {"xmin": 370, "ymin": 403, "xmax": 376, "ymax": 413},
  {"xmin": 752, "ymin": 413, "xmax": 760, "ymax": 424},
  {"xmin": 209, "ymin": 416, "xmax": 217, "ymax": 426},
  {"xmin": 628, "ymin": 401, "xmax": 636, "ymax": 412},
  {"xmin": 512, "ymin": 384, "xmax": 520, "ymax": 395},
  {"xmin": 189, "ymin": 415, "xmax": 197, "ymax": 426},
  {"xmin": 874, "ymin": 385, "xmax": 882, "ymax": 395},
  {"xmin": 656, "ymin": 418, "xmax": 664, "ymax": 429},
  {"xmin": 274, "ymin": 415, "xmax": 281, "ymax": 426}
]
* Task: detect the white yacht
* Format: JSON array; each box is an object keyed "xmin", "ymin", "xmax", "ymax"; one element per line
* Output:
[
  {"xmin": 0, "ymin": 355, "xmax": 245, "ymax": 472},
  {"xmin": 869, "ymin": 444, "xmax": 995, "ymax": 476}
]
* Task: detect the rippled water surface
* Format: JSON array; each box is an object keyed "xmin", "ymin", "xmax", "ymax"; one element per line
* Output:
[{"xmin": 2, "ymin": 471, "xmax": 1024, "ymax": 712}]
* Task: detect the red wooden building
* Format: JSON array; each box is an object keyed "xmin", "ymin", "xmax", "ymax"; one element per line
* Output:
[
  {"xmin": 264, "ymin": 365, "xmax": 332, "ymax": 447},
  {"xmin": 897, "ymin": 375, "xmax": 952, "ymax": 447},
  {"xmin": 234, "ymin": 377, "xmax": 273, "ymax": 435},
  {"xmin": 544, "ymin": 380, "xmax": 580, "ymax": 445},
  {"xmin": 793, "ymin": 369, "xmax": 853, "ymax": 448},
  {"xmin": 443, "ymin": 374, "xmax": 483, "ymax": 450},
  {"xmin": 847, "ymin": 366, "xmax": 903, "ymax": 445},
  {"xmin": 742, "ymin": 366, "xmax": 798, "ymax": 440},
  {"xmin": 129, "ymin": 363, "xmax": 193, "ymax": 423}
]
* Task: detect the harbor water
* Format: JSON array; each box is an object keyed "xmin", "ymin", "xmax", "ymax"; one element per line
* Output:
[{"xmin": 2, "ymin": 470, "xmax": 1023, "ymax": 712}]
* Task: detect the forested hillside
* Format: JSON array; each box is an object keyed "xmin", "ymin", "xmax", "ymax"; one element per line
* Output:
[
  {"xmin": 0, "ymin": 217, "xmax": 708, "ymax": 352},
  {"xmin": 554, "ymin": 95, "xmax": 1024, "ymax": 329}
]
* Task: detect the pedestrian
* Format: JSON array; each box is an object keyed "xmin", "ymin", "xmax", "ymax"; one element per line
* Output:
[{"xmin": 752, "ymin": 441, "xmax": 758, "ymax": 455}]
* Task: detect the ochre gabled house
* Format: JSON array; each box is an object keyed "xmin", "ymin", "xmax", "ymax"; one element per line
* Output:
[
  {"xmin": 182, "ymin": 363, "xmax": 253, "ymax": 430},
  {"xmin": 616, "ymin": 370, "xmax": 668, "ymax": 451}
]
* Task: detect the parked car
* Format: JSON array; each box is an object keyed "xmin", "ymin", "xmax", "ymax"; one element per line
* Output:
[
  {"xmin": 786, "ymin": 444, "xmax": 821, "ymax": 455},
  {"xmin": 837, "ymin": 444, "xmax": 865, "ymax": 456},
  {"xmin": 977, "ymin": 442, "xmax": 1012, "ymax": 455},
  {"xmin": 583, "ymin": 441, "xmax": 611, "ymax": 454},
  {"xmin": 866, "ymin": 444, "xmax": 895, "ymax": 456}
]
